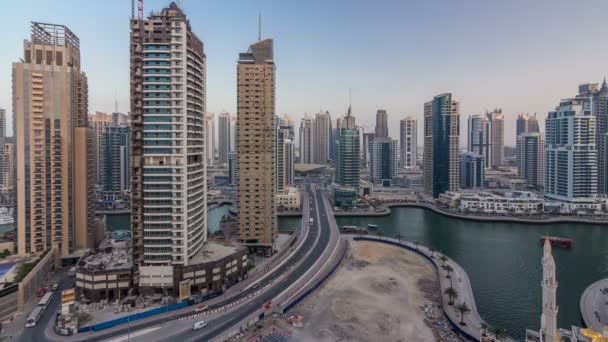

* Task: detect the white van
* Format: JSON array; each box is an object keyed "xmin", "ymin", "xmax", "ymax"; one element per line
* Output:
[{"xmin": 193, "ymin": 320, "xmax": 208, "ymax": 330}]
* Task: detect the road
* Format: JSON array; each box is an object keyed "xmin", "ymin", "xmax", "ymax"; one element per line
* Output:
[
  {"xmin": 32, "ymin": 184, "xmax": 338, "ymax": 342},
  {"xmin": 580, "ymin": 277, "xmax": 608, "ymax": 332}
]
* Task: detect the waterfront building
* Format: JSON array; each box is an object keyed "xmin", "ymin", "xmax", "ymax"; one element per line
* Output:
[
  {"xmin": 438, "ymin": 191, "xmax": 544, "ymax": 215},
  {"xmin": 276, "ymin": 186, "xmax": 301, "ymax": 211},
  {"xmin": 218, "ymin": 112, "xmax": 234, "ymax": 165},
  {"xmin": 130, "ymin": 3, "xmax": 208, "ymax": 290},
  {"xmin": 337, "ymin": 107, "xmax": 360, "ymax": 190},
  {"xmin": 298, "ymin": 115, "xmax": 313, "ymax": 164},
  {"xmin": 516, "ymin": 113, "xmax": 540, "ymax": 136},
  {"xmin": 334, "ymin": 186, "xmax": 358, "ymax": 208},
  {"xmin": 516, "ymin": 132, "xmax": 544, "ymax": 189},
  {"xmin": 487, "ymin": 109, "xmax": 504, "ymax": 168},
  {"xmin": 399, "ymin": 117, "xmax": 417, "ymax": 168},
  {"xmin": 460, "ymin": 152, "xmax": 485, "ymax": 189},
  {"xmin": 577, "ymin": 81, "xmax": 608, "ymax": 195},
  {"xmin": 544, "ymin": 97, "xmax": 597, "ymax": 202},
  {"xmin": 423, "ymin": 93, "xmax": 460, "ymax": 198},
  {"xmin": 467, "ymin": 114, "xmax": 491, "ymax": 168},
  {"xmin": 206, "ymin": 113, "xmax": 216, "ymax": 165},
  {"xmin": 369, "ymin": 138, "xmax": 398, "ymax": 185},
  {"xmin": 91, "ymin": 112, "xmax": 130, "ymax": 199},
  {"xmin": 13, "ymin": 22, "xmax": 95, "ymax": 256},
  {"xmin": 361, "ymin": 131, "xmax": 375, "ymax": 169},
  {"xmin": 313, "ymin": 111, "xmax": 331, "ymax": 165},
  {"xmin": 277, "ymin": 122, "xmax": 295, "ymax": 192},
  {"xmin": 236, "ymin": 34, "xmax": 277, "ymax": 255},
  {"xmin": 375, "ymin": 109, "xmax": 389, "ymax": 139}
]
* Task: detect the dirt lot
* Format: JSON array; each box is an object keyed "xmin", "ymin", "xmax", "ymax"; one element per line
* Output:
[{"xmin": 290, "ymin": 240, "xmax": 440, "ymax": 342}]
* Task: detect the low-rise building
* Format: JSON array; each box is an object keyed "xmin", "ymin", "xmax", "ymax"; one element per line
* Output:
[
  {"xmin": 439, "ymin": 191, "xmax": 544, "ymax": 215},
  {"xmin": 276, "ymin": 187, "xmax": 301, "ymax": 211}
]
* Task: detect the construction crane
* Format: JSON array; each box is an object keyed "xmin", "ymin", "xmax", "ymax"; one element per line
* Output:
[{"xmin": 138, "ymin": 0, "xmax": 143, "ymax": 20}]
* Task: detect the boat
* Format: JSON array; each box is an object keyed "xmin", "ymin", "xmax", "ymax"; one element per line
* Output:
[
  {"xmin": 342, "ymin": 226, "xmax": 368, "ymax": 235},
  {"xmin": 540, "ymin": 236, "xmax": 573, "ymax": 248},
  {"xmin": 367, "ymin": 224, "xmax": 379, "ymax": 230}
]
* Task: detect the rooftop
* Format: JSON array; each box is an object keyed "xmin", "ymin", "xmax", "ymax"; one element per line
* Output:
[
  {"xmin": 79, "ymin": 238, "xmax": 132, "ymax": 272},
  {"xmin": 189, "ymin": 241, "xmax": 245, "ymax": 265}
]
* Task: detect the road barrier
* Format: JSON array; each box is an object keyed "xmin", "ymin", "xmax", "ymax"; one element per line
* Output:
[
  {"xmin": 282, "ymin": 241, "xmax": 347, "ymax": 313},
  {"xmin": 77, "ymin": 301, "xmax": 189, "ymax": 333},
  {"xmin": 352, "ymin": 236, "xmax": 480, "ymax": 342}
]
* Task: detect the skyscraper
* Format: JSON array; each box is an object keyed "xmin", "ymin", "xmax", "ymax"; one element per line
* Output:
[
  {"xmin": 460, "ymin": 152, "xmax": 485, "ymax": 189},
  {"xmin": 486, "ymin": 109, "xmax": 504, "ymax": 168},
  {"xmin": 375, "ymin": 109, "xmax": 388, "ymax": 139},
  {"xmin": 545, "ymin": 98, "xmax": 597, "ymax": 201},
  {"xmin": 399, "ymin": 117, "xmax": 417, "ymax": 168},
  {"xmin": 423, "ymin": 93, "xmax": 460, "ymax": 198},
  {"xmin": 298, "ymin": 115, "xmax": 313, "ymax": 164},
  {"xmin": 577, "ymin": 81, "xmax": 608, "ymax": 194},
  {"xmin": 218, "ymin": 112, "xmax": 234, "ymax": 165},
  {"xmin": 0, "ymin": 109, "xmax": 6, "ymax": 194},
  {"xmin": 517, "ymin": 132, "xmax": 544, "ymax": 189},
  {"xmin": 467, "ymin": 114, "xmax": 491, "ymax": 168},
  {"xmin": 13, "ymin": 22, "xmax": 94, "ymax": 256},
  {"xmin": 236, "ymin": 36, "xmax": 277, "ymax": 255},
  {"xmin": 277, "ymin": 120, "xmax": 295, "ymax": 192},
  {"xmin": 516, "ymin": 113, "xmax": 540, "ymax": 136},
  {"xmin": 90, "ymin": 111, "xmax": 114, "ymax": 187},
  {"xmin": 361, "ymin": 131, "xmax": 375, "ymax": 169},
  {"xmin": 130, "ymin": 3, "xmax": 208, "ymax": 272},
  {"xmin": 369, "ymin": 138, "xmax": 398, "ymax": 185},
  {"xmin": 337, "ymin": 107, "xmax": 360, "ymax": 189},
  {"xmin": 312, "ymin": 111, "xmax": 331, "ymax": 164},
  {"xmin": 205, "ymin": 113, "xmax": 216, "ymax": 165}
]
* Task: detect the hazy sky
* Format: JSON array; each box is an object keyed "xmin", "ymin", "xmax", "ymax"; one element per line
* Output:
[{"xmin": 1, "ymin": 0, "xmax": 608, "ymax": 145}]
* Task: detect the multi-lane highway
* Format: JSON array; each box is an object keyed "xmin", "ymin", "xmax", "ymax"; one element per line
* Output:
[{"xmin": 31, "ymin": 184, "xmax": 339, "ymax": 342}]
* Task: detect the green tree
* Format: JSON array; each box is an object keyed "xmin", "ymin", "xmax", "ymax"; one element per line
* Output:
[
  {"xmin": 455, "ymin": 302, "xmax": 471, "ymax": 326},
  {"xmin": 444, "ymin": 286, "xmax": 458, "ymax": 306}
]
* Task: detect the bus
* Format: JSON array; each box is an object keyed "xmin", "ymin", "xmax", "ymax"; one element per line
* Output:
[
  {"xmin": 25, "ymin": 306, "xmax": 44, "ymax": 328},
  {"xmin": 38, "ymin": 292, "xmax": 54, "ymax": 309}
]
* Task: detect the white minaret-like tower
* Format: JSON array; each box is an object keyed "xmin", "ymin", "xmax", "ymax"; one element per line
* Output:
[{"xmin": 540, "ymin": 239, "xmax": 560, "ymax": 342}]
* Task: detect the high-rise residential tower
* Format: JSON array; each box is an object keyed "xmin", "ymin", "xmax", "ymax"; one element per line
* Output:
[
  {"xmin": 545, "ymin": 98, "xmax": 597, "ymax": 202},
  {"xmin": 467, "ymin": 114, "xmax": 491, "ymax": 168},
  {"xmin": 423, "ymin": 93, "xmax": 460, "ymax": 198},
  {"xmin": 375, "ymin": 109, "xmax": 388, "ymax": 139},
  {"xmin": 13, "ymin": 22, "xmax": 95, "ymax": 256},
  {"xmin": 578, "ymin": 81, "xmax": 608, "ymax": 194},
  {"xmin": 130, "ymin": 3, "xmax": 208, "ymax": 275},
  {"xmin": 298, "ymin": 115, "xmax": 313, "ymax": 164},
  {"xmin": 236, "ymin": 36, "xmax": 277, "ymax": 255},
  {"xmin": 487, "ymin": 109, "xmax": 504, "ymax": 168},
  {"xmin": 399, "ymin": 117, "xmax": 417, "ymax": 168},
  {"xmin": 361, "ymin": 131, "xmax": 375, "ymax": 169},
  {"xmin": 205, "ymin": 113, "xmax": 215, "ymax": 165},
  {"xmin": 516, "ymin": 113, "xmax": 540, "ymax": 137},
  {"xmin": 369, "ymin": 138, "xmax": 398, "ymax": 185},
  {"xmin": 90, "ymin": 111, "xmax": 114, "ymax": 186},
  {"xmin": 517, "ymin": 132, "xmax": 544, "ymax": 189},
  {"xmin": 218, "ymin": 112, "xmax": 233, "ymax": 165},
  {"xmin": 277, "ymin": 119, "xmax": 295, "ymax": 192},
  {"xmin": 312, "ymin": 111, "xmax": 331, "ymax": 165},
  {"xmin": 337, "ymin": 107, "xmax": 360, "ymax": 189}
]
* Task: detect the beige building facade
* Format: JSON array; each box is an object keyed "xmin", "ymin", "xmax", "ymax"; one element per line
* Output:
[
  {"xmin": 236, "ymin": 38, "xmax": 277, "ymax": 255},
  {"xmin": 13, "ymin": 22, "xmax": 94, "ymax": 257}
]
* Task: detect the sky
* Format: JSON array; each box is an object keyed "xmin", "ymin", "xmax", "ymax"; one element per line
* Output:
[{"xmin": 1, "ymin": 0, "xmax": 608, "ymax": 145}]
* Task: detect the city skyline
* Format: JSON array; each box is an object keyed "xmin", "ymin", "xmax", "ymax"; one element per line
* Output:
[{"xmin": 2, "ymin": 1, "xmax": 608, "ymax": 145}]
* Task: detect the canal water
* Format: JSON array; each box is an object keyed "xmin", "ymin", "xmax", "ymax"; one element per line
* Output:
[{"xmin": 336, "ymin": 207, "xmax": 608, "ymax": 340}]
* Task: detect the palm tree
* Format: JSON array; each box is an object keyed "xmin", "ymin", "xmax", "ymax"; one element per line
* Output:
[
  {"xmin": 439, "ymin": 255, "xmax": 448, "ymax": 267},
  {"xmin": 455, "ymin": 302, "xmax": 471, "ymax": 326},
  {"xmin": 444, "ymin": 286, "xmax": 458, "ymax": 306}
]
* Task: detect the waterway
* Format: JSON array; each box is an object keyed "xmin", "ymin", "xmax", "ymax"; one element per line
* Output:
[{"xmin": 336, "ymin": 207, "xmax": 608, "ymax": 340}]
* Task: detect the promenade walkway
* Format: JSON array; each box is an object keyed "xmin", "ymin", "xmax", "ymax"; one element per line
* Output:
[
  {"xmin": 347, "ymin": 235, "xmax": 515, "ymax": 342},
  {"xmin": 580, "ymin": 277, "xmax": 608, "ymax": 332}
]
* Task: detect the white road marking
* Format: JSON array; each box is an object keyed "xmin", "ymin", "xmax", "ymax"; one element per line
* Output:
[{"xmin": 104, "ymin": 326, "xmax": 162, "ymax": 342}]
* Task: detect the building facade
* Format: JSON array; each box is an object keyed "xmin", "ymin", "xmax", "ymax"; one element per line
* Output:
[
  {"xmin": 312, "ymin": 111, "xmax": 331, "ymax": 165},
  {"xmin": 467, "ymin": 114, "xmax": 491, "ymax": 168},
  {"xmin": 545, "ymin": 98, "xmax": 597, "ymax": 202},
  {"xmin": 205, "ymin": 113, "xmax": 215, "ymax": 165},
  {"xmin": 277, "ymin": 122, "xmax": 295, "ymax": 192},
  {"xmin": 399, "ymin": 117, "xmax": 417, "ymax": 168},
  {"xmin": 130, "ymin": 3, "xmax": 208, "ymax": 284},
  {"xmin": 516, "ymin": 132, "xmax": 544, "ymax": 189},
  {"xmin": 217, "ymin": 112, "xmax": 234, "ymax": 165},
  {"xmin": 337, "ymin": 109, "xmax": 360, "ymax": 189},
  {"xmin": 516, "ymin": 113, "xmax": 540, "ymax": 137},
  {"xmin": 375, "ymin": 109, "xmax": 388, "ymax": 139},
  {"xmin": 423, "ymin": 93, "xmax": 460, "ymax": 198},
  {"xmin": 361, "ymin": 131, "xmax": 375, "ymax": 169},
  {"xmin": 487, "ymin": 109, "xmax": 504, "ymax": 168},
  {"xmin": 13, "ymin": 22, "xmax": 95, "ymax": 256},
  {"xmin": 236, "ymin": 37, "xmax": 277, "ymax": 255},
  {"xmin": 298, "ymin": 115, "xmax": 313, "ymax": 164},
  {"xmin": 460, "ymin": 152, "xmax": 485, "ymax": 189},
  {"xmin": 369, "ymin": 138, "xmax": 398, "ymax": 185}
]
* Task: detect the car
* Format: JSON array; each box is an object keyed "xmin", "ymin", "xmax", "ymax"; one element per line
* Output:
[
  {"xmin": 52, "ymin": 283, "xmax": 58, "ymax": 291},
  {"xmin": 193, "ymin": 320, "xmax": 208, "ymax": 330}
]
